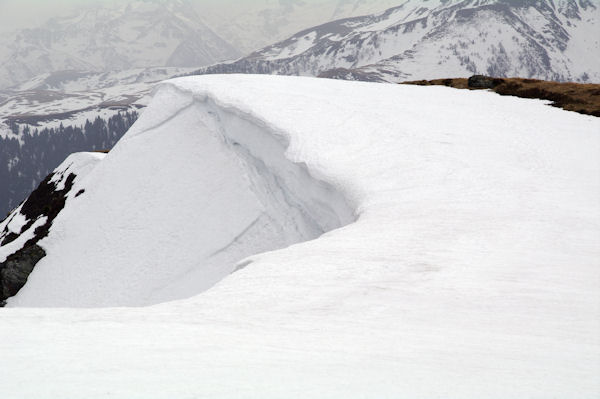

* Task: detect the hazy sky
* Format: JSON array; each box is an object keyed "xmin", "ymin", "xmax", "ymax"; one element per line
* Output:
[
  {"xmin": 0, "ymin": 0, "xmax": 87, "ymax": 32},
  {"xmin": 0, "ymin": 0, "xmax": 238, "ymax": 31}
]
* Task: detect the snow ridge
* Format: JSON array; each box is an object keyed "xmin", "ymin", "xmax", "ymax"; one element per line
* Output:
[
  {"xmin": 6, "ymin": 79, "xmax": 355, "ymax": 307},
  {"xmin": 0, "ymin": 75, "xmax": 599, "ymax": 397}
]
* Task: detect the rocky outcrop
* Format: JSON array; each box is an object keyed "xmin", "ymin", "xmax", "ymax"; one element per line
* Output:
[
  {"xmin": 0, "ymin": 245, "xmax": 46, "ymax": 305},
  {"xmin": 403, "ymin": 76, "xmax": 600, "ymax": 117},
  {"xmin": 0, "ymin": 170, "xmax": 76, "ymax": 305},
  {"xmin": 468, "ymin": 75, "xmax": 505, "ymax": 89}
]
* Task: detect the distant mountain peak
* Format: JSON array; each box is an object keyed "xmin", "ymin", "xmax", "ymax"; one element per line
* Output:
[{"xmin": 0, "ymin": 0, "xmax": 240, "ymax": 89}]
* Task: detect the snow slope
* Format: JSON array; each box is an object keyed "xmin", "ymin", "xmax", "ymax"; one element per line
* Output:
[{"xmin": 1, "ymin": 75, "xmax": 599, "ymax": 397}]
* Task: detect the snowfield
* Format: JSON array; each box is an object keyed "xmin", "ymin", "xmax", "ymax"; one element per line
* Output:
[{"xmin": 1, "ymin": 75, "xmax": 599, "ymax": 397}]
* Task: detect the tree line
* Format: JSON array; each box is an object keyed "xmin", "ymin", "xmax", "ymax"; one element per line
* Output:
[{"xmin": 0, "ymin": 110, "xmax": 138, "ymax": 216}]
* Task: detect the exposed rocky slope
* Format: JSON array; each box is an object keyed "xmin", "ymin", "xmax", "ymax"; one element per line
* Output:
[
  {"xmin": 403, "ymin": 75, "xmax": 600, "ymax": 116},
  {"xmin": 0, "ymin": 152, "xmax": 104, "ymax": 305}
]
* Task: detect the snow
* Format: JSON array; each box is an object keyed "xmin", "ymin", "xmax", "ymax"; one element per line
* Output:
[
  {"xmin": 7, "ymin": 80, "xmax": 355, "ymax": 307},
  {"xmin": 1, "ymin": 75, "xmax": 599, "ymax": 397},
  {"xmin": 266, "ymin": 31, "xmax": 319, "ymax": 60},
  {"xmin": 50, "ymin": 152, "xmax": 106, "ymax": 191},
  {"xmin": 560, "ymin": 5, "xmax": 600, "ymax": 81},
  {"xmin": 195, "ymin": 0, "xmax": 405, "ymax": 54},
  {"xmin": 354, "ymin": 2, "xmax": 448, "ymax": 33},
  {"xmin": 4, "ymin": 208, "xmax": 27, "ymax": 234},
  {"xmin": 0, "ymin": 67, "xmax": 197, "ymax": 141},
  {"xmin": 236, "ymin": 0, "xmax": 600, "ymax": 83},
  {"xmin": 0, "ymin": 152, "xmax": 105, "ymax": 263},
  {"xmin": 0, "ymin": 216, "xmax": 47, "ymax": 263}
]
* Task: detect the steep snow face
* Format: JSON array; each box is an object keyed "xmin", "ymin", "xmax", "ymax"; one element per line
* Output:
[
  {"xmin": 6, "ymin": 80, "xmax": 354, "ymax": 307},
  {"xmin": 200, "ymin": 0, "xmax": 600, "ymax": 82},
  {"xmin": 1, "ymin": 75, "xmax": 599, "ymax": 397}
]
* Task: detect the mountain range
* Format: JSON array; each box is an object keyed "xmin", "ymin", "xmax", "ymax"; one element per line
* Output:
[
  {"xmin": 200, "ymin": 0, "xmax": 600, "ymax": 82},
  {"xmin": 0, "ymin": 0, "xmax": 407, "ymax": 90},
  {"xmin": 0, "ymin": 0, "xmax": 239, "ymax": 89}
]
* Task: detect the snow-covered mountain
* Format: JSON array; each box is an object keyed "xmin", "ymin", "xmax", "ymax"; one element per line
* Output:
[
  {"xmin": 199, "ymin": 0, "xmax": 600, "ymax": 82},
  {"xmin": 0, "ymin": 0, "xmax": 423, "ymax": 90},
  {"xmin": 1, "ymin": 75, "xmax": 599, "ymax": 396},
  {"xmin": 0, "ymin": 0, "xmax": 240, "ymax": 89}
]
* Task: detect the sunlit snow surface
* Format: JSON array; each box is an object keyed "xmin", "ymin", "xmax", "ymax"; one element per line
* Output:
[{"xmin": 1, "ymin": 75, "xmax": 599, "ymax": 398}]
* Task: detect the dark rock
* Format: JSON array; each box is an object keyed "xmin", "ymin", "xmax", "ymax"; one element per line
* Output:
[
  {"xmin": 468, "ymin": 75, "xmax": 505, "ymax": 89},
  {"xmin": 0, "ymin": 232, "xmax": 19, "ymax": 246},
  {"xmin": 0, "ymin": 244, "xmax": 46, "ymax": 301},
  {"xmin": 21, "ymin": 173, "xmax": 75, "ymax": 222},
  {"xmin": 0, "ymin": 171, "xmax": 77, "ymax": 304}
]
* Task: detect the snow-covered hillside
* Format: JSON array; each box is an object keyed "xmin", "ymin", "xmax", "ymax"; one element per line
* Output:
[
  {"xmin": 0, "ymin": 67, "xmax": 196, "ymax": 135},
  {"xmin": 0, "ymin": 67, "xmax": 197, "ymax": 216},
  {"xmin": 1, "ymin": 75, "xmax": 599, "ymax": 397},
  {"xmin": 0, "ymin": 0, "xmax": 239, "ymax": 89},
  {"xmin": 200, "ymin": 0, "xmax": 600, "ymax": 82}
]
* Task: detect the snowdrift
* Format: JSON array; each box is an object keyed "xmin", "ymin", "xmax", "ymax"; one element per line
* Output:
[
  {"xmin": 4, "ymin": 79, "xmax": 355, "ymax": 307},
  {"xmin": 0, "ymin": 75, "xmax": 599, "ymax": 398}
]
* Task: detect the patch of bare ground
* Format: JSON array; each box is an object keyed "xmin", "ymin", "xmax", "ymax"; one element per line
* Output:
[{"xmin": 402, "ymin": 76, "xmax": 600, "ymax": 117}]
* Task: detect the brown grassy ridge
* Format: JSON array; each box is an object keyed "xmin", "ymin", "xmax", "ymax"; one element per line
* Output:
[{"xmin": 401, "ymin": 76, "xmax": 600, "ymax": 117}]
